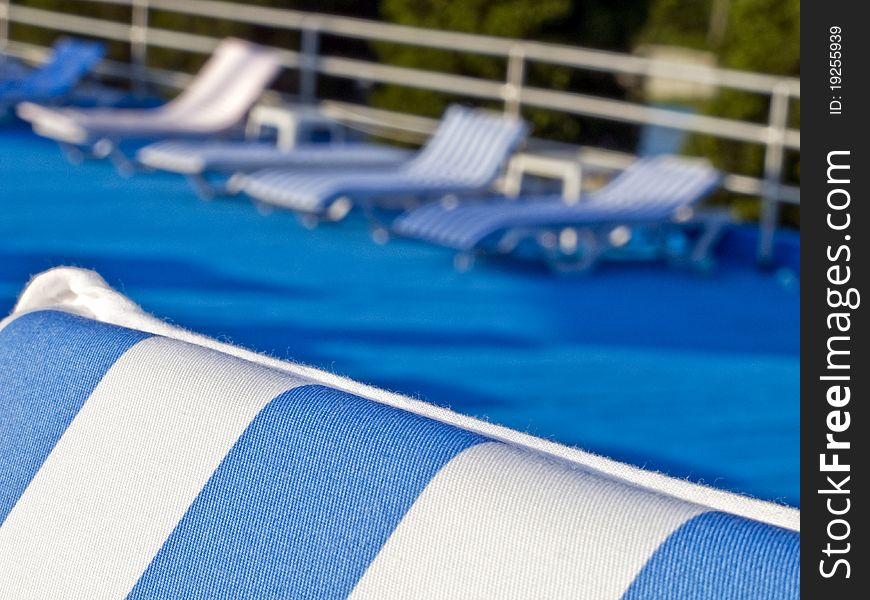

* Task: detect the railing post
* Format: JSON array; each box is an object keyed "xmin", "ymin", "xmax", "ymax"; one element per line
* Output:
[
  {"xmin": 0, "ymin": 0, "xmax": 10, "ymax": 51},
  {"xmin": 299, "ymin": 19, "xmax": 320, "ymax": 104},
  {"xmin": 504, "ymin": 44, "xmax": 525, "ymax": 118},
  {"xmin": 131, "ymin": 0, "xmax": 149, "ymax": 96},
  {"xmin": 758, "ymin": 82, "xmax": 790, "ymax": 266}
]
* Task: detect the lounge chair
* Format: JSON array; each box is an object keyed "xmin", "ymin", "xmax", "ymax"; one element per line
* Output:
[
  {"xmin": 136, "ymin": 139, "xmax": 411, "ymax": 198},
  {"xmin": 1, "ymin": 38, "xmax": 105, "ymax": 110},
  {"xmin": 393, "ymin": 156, "xmax": 727, "ymax": 272},
  {"xmin": 16, "ymin": 38, "xmax": 281, "ymax": 169},
  {"xmin": 231, "ymin": 105, "xmax": 528, "ymax": 222},
  {"xmin": 0, "ymin": 267, "xmax": 799, "ymax": 597}
]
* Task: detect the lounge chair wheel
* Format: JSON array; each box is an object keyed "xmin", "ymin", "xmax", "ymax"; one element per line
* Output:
[
  {"xmin": 326, "ymin": 197, "xmax": 352, "ymax": 222},
  {"xmin": 371, "ymin": 227, "xmax": 390, "ymax": 245},
  {"xmin": 298, "ymin": 214, "xmax": 318, "ymax": 229},
  {"xmin": 393, "ymin": 157, "xmax": 723, "ymax": 274},
  {"xmin": 92, "ymin": 138, "xmax": 113, "ymax": 160}
]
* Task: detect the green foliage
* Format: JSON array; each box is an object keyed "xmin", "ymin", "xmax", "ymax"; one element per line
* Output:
[
  {"xmin": 719, "ymin": 0, "xmax": 800, "ymax": 74},
  {"xmin": 372, "ymin": 0, "xmax": 572, "ymax": 118},
  {"xmin": 639, "ymin": 0, "xmax": 800, "ymax": 224},
  {"xmin": 637, "ymin": 0, "xmax": 714, "ymax": 50},
  {"xmin": 381, "ymin": 0, "xmax": 571, "ymax": 37},
  {"xmin": 372, "ymin": 0, "xmax": 649, "ymax": 147}
]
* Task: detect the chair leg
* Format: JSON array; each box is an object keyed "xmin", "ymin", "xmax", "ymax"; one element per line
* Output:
[
  {"xmin": 252, "ymin": 201, "xmax": 275, "ymax": 217},
  {"xmin": 58, "ymin": 142, "xmax": 85, "ymax": 165},
  {"xmin": 453, "ymin": 252, "xmax": 476, "ymax": 272},
  {"xmin": 107, "ymin": 147, "xmax": 139, "ymax": 177},
  {"xmin": 688, "ymin": 212, "xmax": 731, "ymax": 271},
  {"xmin": 361, "ymin": 203, "xmax": 391, "ymax": 244},
  {"xmin": 297, "ymin": 212, "xmax": 318, "ymax": 227},
  {"xmin": 186, "ymin": 174, "xmax": 227, "ymax": 200},
  {"xmin": 325, "ymin": 196, "xmax": 353, "ymax": 222}
]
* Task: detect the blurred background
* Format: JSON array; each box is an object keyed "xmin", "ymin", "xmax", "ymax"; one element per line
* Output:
[
  {"xmin": 3, "ymin": 0, "xmax": 800, "ymax": 227},
  {"xmin": 1, "ymin": 0, "xmax": 800, "ymax": 506}
]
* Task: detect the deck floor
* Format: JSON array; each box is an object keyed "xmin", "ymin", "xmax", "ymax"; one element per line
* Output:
[{"xmin": 0, "ymin": 124, "xmax": 799, "ymax": 506}]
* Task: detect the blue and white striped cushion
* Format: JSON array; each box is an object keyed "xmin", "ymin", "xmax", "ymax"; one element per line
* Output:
[
  {"xmin": 237, "ymin": 105, "xmax": 528, "ymax": 213},
  {"xmin": 0, "ymin": 268, "xmax": 798, "ymax": 598},
  {"xmin": 136, "ymin": 140, "xmax": 411, "ymax": 175},
  {"xmin": 393, "ymin": 156, "xmax": 723, "ymax": 250}
]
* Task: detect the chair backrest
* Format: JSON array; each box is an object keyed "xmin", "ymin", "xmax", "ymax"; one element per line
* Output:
[
  {"xmin": 21, "ymin": 38, "xmax": 105, "ymax": 97},
  {"xmin": 164, "ymin": 38, "xmax": 283, "ymax": 129},
  {"xmin": 404, "ymin": 105, "xmax": 528, "ymax": 185},
  {"xmin": 591, "ymin": 156, "xmax": 722, "ymax": 209}
]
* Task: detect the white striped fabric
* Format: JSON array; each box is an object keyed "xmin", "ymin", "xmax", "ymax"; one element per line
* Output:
[
  {"xmin": 0, "ymin": 268, "xmax": 799, "ymax": 599},
  {"xmin": 393, "ymin": 156, "xmax": 723, "ymax": 250},
  {"xmin": 17, "ymin": 39, "xmax": 282, "ymax": 145},
  {"xmin": 234, "ymin": 105, "xmax": 528, "ymax": 214},
  {"xmin": 136, "ymin": 140, "xmax": 410, "ymax": 174},
  {"xmin": 349, "ymin": 442, "xmax": 708, "ymax": 599},
  {"xmin": 0, "ymin": 338, "xmax": 306, "ymax": 598}
]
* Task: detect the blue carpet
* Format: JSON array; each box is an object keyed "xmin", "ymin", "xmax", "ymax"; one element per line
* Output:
[{"xmin": 0, "ymin": 124, "xmax": 799, "ymax": 506}]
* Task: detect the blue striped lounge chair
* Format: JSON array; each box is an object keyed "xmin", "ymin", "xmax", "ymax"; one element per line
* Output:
[
  {"xmin": 393, "ymin": 156, "xmax": 728, "ymax": 272},
  {"xmin": 136, "ymin": 139, "xmax": 412, "ymax": 198},
  {"xmin": 15, "ymin": 39, "xmax": 281, "ymax": 171},
  {"xmin": 0, "ymin": 267, "xmax": 798, "ymax": 598},
  {"xmin": 231, "ymin": 105, "xmax": 529, "ymax": 223},
  {"xmin": 0, "ymin": 38, "xmax": 105, "ymax": 111}
]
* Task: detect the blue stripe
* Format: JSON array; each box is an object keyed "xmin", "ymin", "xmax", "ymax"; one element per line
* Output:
[
  {"xmin": 129, "ymin": 384, "xmax": 487, "ymax": 599},
  {"xmin": 0, "ymin": 310, "xmax": 150, "ymax": 523},
  {"xmin": 622, "ymin": 511, "xmax": 799, "ymax": 599}
]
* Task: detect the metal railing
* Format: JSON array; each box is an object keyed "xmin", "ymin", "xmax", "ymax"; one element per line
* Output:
[{"xmin": 1, "ymin": 0, "xmax": 800, "ymax": 263}]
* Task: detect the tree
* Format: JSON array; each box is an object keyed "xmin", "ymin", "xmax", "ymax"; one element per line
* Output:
[{"xmin": 373, "ymin": 0, "xmax": 649, "ymax": 149}]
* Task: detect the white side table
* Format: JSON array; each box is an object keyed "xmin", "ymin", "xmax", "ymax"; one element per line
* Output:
[
  {"xmin": 503, "ymin": 152, "xmax": 584, "ymax": 203},
  {"xmin": 246, "ymin": 104, "xmax": 347, "ymax": 150}
]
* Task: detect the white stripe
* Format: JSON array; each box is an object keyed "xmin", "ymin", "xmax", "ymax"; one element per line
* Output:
[
  {"xmin": 349, "ymin": 442, "xmax": 708, "ymax": 600},
  {"xmin": 4, "ymin": 268, "xmax": 801, "ymax": 532},
  {"xmin": 0, "ymin": 336, "xmax": 305, "ymax": 599}
]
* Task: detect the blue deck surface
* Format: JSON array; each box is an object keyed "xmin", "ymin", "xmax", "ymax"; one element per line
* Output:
[{"xmin": 0, "ymin": 124, "xmax": 799, "ymax": 506}]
